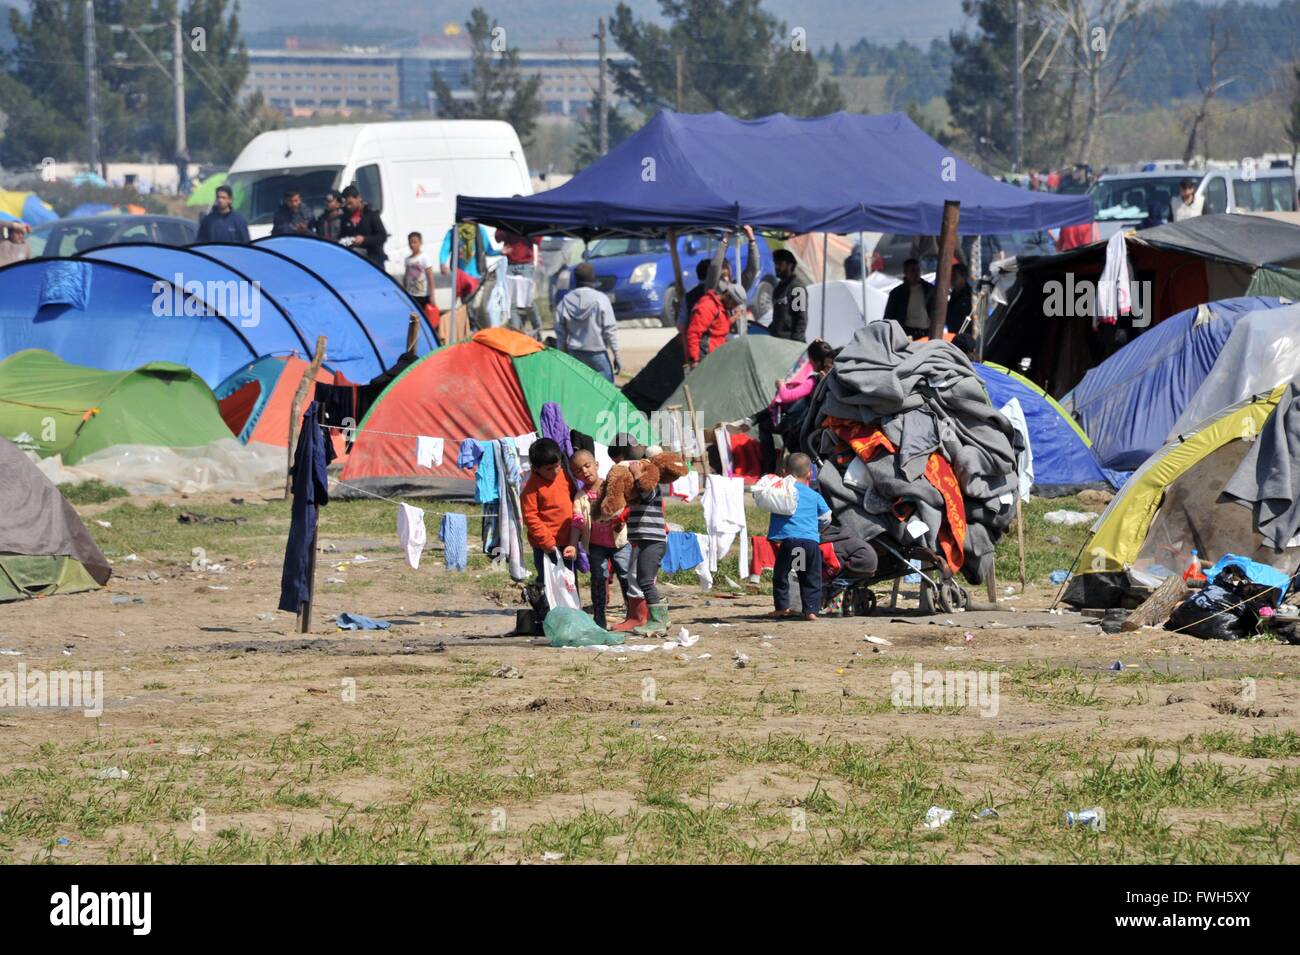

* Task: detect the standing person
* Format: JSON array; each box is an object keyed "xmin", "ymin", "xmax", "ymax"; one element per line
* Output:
[
  {"xmin": 196, "ymin": 184, "xmax": 250, "ymax": 243},
  {"xmin": 338, "ymin": 185, "xmax": 387, "ymax": 268},
  {"xmin": 271, "ymin": 189, "xmax": 313, "ymax": 235},
  {"xmin": 569, "ymin": 450, "xmax": 639, "ymax": 629},
  {"xmin": 768, "ymin": 249, "xmax": 807, "ymax": 342},
  {"xmin": 882, "ymin": 258, "xmax": 935, "ymax": 340},
  {"xmin": 685, "ymin": 279, "xmax": 745, "ymax": 369},
  {"xmin": 553, "ymin": 262, "xmax": 621, "ymax": 382},
  {"xmin": 0, "ymin": 221, "xmax": 31, "ymax": 266},
  {"xmin": 758, "ymin": 339, "xmax": 836, "ymax": 473},
  {"xmin": 494, "ymin": 227, "xmax": 542, "ymax": 336},
  {"xmin": 520, "ymin": 438, "xmax": 576, "ymax": 580},
  {"xmin": 439, "ymin": 222, "xmax": 491, "ymax": 280},
  {"xmin": 768, "ymin": 452, "xmax": 830, "ymax": 622},
  {"xmin": 314, "ymin": 191, "xmax": 343, "ymax": 241},
  {"xmin": 678, "ymin": 226, "xmax": 760, "ymax": 331},
  {"xmin": 1171, "ymin": 178, "xmax": 1204, "ymax": 221},
  {"xmin": 403, "ymin": 232, "xmax": 436, "ymax": 316},
  {"xmin": 945, "ymin": 262, "xmax": 972, "ymax": 333},
  {"xmin": 621, "ymin": 456, "xmax": 670, "ymax": 637}
]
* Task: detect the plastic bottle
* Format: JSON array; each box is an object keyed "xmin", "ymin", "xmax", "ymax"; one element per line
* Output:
[{"xmin": 1182, "ymin": 549, "xmax": 1207, "ymax": 585}]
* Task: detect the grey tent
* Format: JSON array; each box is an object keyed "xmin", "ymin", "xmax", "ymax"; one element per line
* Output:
[{"xmin": 0, "ymin": 437, "xmax": 111, "ymax": 602}]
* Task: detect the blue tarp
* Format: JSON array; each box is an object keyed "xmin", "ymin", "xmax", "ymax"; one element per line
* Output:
[
  {"xmin": 458, "ymin": 111, "xmax": 1094, "ymax": 237},
  {"xmin": 1064, "ymin": 297, "xmax": 1289, "ymax": 471},
  {"xmin": 975, "ymin": 362, "xmax": 1116, "ymax": 493}
]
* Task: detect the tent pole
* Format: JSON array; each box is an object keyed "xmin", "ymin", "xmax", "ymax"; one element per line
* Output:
[
  {"xmin": 929, "ymin": 200, "xmax": 961, "ymax": 340},
  {"xmin": 858, "ymin": 230, "xmax": 867, "ymax": 326},
  {"xmin": 735, "ymin": 231, "xmax": 745, "ymax": 336},
  {"xmin": 449, "ymin": 219, "xmax": 461, "ymax": 342},
  {"xmin": 820, "ymin": 231, "xmax": 828, "ymax": 339},
  {"xmin": 667, "ymin": 227, "xmax": 685, "ymax": 356}
]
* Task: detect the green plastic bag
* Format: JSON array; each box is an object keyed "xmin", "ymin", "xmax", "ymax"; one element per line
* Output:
[{"xmin": 544, "ymin": 607, "xmax": 625, "ymax": 647}]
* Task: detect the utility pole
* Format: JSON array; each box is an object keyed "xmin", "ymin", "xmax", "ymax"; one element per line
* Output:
[
  {"xmin": 84, "ymin": 0, "xmax": 102, "ymax": 176},
  {"xmin": 597, "ymin": 17, "xmax": 608, "ymax": 155},
  {"xmin": 675, "ymin": 52, "xmax": 684, "ymax": 112},
  {"xmin": 1013, "ymin": 0, "xmax": 1024, "ymax": 173},
  {"xmin": 173, "ymin": 15, "xmax": 189, "ymax": 191}
]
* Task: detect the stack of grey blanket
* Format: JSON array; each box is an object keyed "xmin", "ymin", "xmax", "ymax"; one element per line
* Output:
[{"xmin": 800, "ymin": 322, "xmax": 1022, "ymax": 584}]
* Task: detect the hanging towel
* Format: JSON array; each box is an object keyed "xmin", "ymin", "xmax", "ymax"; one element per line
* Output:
[
  {"xmin": 499, "ymin": 438, "xmax": 522, "ymax": 487},
  {"xmin": 492, "ymin": 440, "xmax": 529, "ymax": 580},
  {"xmin": 440, "ymin": 513, "xmax": 468, "ymax": 571},
  {"xmin": 397, "ymin": 503, "xmax": 427, "ymax": 569},
  {"xmin": 540, "ymin": 402, "xmax": 573, "ymax": 458},
  {"xmin": 416, "ymin": 436, "xmax": 444, "ymax": 469},
  {"xmin": 702, "ymin": 474, "xmax": 749, "ymax": 579},
  {"xmin": 662, "ymin": 531, "xmax": 704, "ymax": 573},
  {"xmin": 1096, "ymin": 230, "xmax": 1131, "ymax": 327},
  {"xmin": 473, "ymin": 440, "xmax": 498, "ymax": 502},
  {"xmin": 750, "ymin": 535, "xmax": 777, "ymax": 575},
  {"xmin": 694, "ymin": 532, "xmax": 715, "ymax": 589}
]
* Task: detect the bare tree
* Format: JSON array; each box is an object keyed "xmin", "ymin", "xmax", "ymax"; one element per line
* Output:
[
  {"xmin": 1182, "ymin": 15, "xmax": 1233, "ymax": 165},
  {"xmin": 1048, "ymin": 0, "xmax": 1144, "ymax": 162}
]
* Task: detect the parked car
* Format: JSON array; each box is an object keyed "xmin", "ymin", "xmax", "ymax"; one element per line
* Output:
[
  {"xmin": 552, "ymin": 233, "xmax": 776, "ymax": 326},
  {"xmin": 26, "ymin": 214, "xmax": 197, "ymax": 258},
  {"xmin": 1088, "ymin": 166, "xmax": 1298, "ymax": 238}
]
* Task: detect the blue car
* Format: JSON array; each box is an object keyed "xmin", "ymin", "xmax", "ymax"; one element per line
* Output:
[{"xmin": 552, "ymin": 233, "xmax": 777, "ymax": 326}]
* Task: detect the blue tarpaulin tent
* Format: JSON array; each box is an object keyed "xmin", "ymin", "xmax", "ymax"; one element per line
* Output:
[
  {"xmin": 975, "ymin": 361, "xmax": 1117, "ymax": 494},
  {"xmin": 1062, "ymin": 297, "xmax": 1290, "ymax": 471},
  {"xmin": 0, "ymin": 240, "xmax": 429, "ymax": 385},
  {"xmin": 458, "ymin": 111, "xmax": 1094, "ymax": 237}
]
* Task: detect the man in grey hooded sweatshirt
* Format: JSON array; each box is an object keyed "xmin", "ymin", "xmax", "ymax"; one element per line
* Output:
[{"xmin": 554, "ymin": 261, "xmax": 621, "ymax": 382}]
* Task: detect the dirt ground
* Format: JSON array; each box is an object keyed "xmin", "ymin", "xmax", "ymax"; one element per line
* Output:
[{"xmin": 1, "ymin": 489, "xmax": 1299, "ymax": 864}]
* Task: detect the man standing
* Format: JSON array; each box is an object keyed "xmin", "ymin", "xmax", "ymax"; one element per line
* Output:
[
  {"xmin": 495, "ymin": 227, "xmax": 542, "ymax": 336},
  {"xmin": 339, "ymin": 185, "xmax": 387, "ymax": 268},
  {"xmin": 314, "ymin": 191, "xmax": 343, "ymax": 242},
  {"xmin": 271, "ymin": 189, "xmax": 313, "ymax": 235},
  {"xmin": 554, "ymin": 262, "xmax": 621, "ymax": 382},
  {"xmin": 768, "ymin": 249, "xmax": 807, "ymax": 341},
  {"xmin": 945, "ymin": 262, "xmax": 972, "ymax": 333},
  {"xmin": 0, "ymin": 221, "xmax": 31, "ymax": 266},
  {"xmin": 1171, "ymin": 178, "xmax": 1204, "ymax": 221},
  {"xmin": 196, "ymin": 184, "xmax": 250, "ymax": 243},
  {"xmin": 686, "ymin": 279, "xmax": 745, "ymax": 369},
  {"xmin": 883, "ymin": 258, "xmax": 935, "ymax": 340}
]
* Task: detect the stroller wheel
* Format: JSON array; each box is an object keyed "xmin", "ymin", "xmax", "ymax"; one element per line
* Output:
[{"xmin": 937, "ymin": 579, "xmax": 966, "ymax": 614}]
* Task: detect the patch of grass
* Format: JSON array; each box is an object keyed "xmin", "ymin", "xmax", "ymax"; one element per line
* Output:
[
  {"xmin": 1198, "ymin": 731, "xmax": 1300, "ymax": 760},
  {"xmin": 64, "ymin": 480, "xmax": 130, "ymax": 505}
]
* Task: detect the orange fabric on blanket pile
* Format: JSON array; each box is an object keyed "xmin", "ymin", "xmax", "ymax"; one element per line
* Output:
[
  {"xmin": 924, "ymin": 452, "xmax": 966, "ymax": 573},
  {"xmin": 824, "ymin": 416, "xmax": 897, "ymax": 468}
]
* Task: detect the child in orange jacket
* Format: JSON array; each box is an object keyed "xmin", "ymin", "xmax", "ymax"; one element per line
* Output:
[{"xmin": 520, "ymin": 437, "xmax": 576, "ymax": 578}]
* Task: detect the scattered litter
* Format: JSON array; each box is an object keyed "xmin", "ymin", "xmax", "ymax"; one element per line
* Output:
[
  {"xmin": 709, "ymin": 623, "xmax": 737, "ymax": 628},
  {"xmin": 95, "ymin": 520, "xmax": 112, "ymax": 528},
  {"xmin": 653, "ymin": 734, "xmax": 667, "ymax": 741},
  {"xmin": 176, "ymin": 745, "xmax": 211, "ymax": 756},
  {"xmin": 863, "ymin": 635, "xmax": 892, "ymax": 646},
  {"xmin": 1047, "ymin": 608, "xmax": 1065, "ymax": 615},
  {"xmin": 674, "ymin": 627, "xmax": 700, "ymax": 648},
  {"xmin": 698, "ymin": 653, "xmax": 712, "ymax": 660},
  {"xmin": 835, "ymin": 667, "xmax": 846, "ymax": 675},
  {"xmin": 207, "ymin": 585, "xmax": 229, "ymax": 591},
  {"xmin": 325, "ymin": 577, "xmax": 346, "ymax": 584},
  {"xmin": 923, "ymin": 806, "xmax": 954, "ymax": 829},
  {"xmin": 336, "ymin": 612, "xmax": 390, "ymax": 631},
  {"xmin": 491, "ymin": 665, "xmax": 522, "ymax": 679},
  {"xmin": 974, "ymin": 808, "xmax": 1000, "ymax": 820},
  {"xmin": 1108, "ymin": 661, "xmax": 1124, "ymax": 671},
  {"xmin": 963, "ymin": 631, "xmax": 975, "ymax": 642},
  {"xmin": 1004, "ymin": 586, "xmax": 1015, "ymax": 595},
  {"xmin": 1044, "ymin": 510, "xmax": 1094, "ymax": 526},
  {"xmin": 178, "ymin": 512, "xmax": 246, "ymax": 526},
  {"xmin": 56, "ymin": 837, "xmax": 70, "ymax": 846},
  {"xmin": 110, "ymin": 595, "xmax": 144, "ymax": 605},
  {"xmin": 673, "ymin": 652, "xmax": 690, "ymax": 662},
  {"xmin": 352, "ymin": 555, "xmax": 371, "ymax": 563},
  {"xmin": 94, "ymin": 767, "xmax": 130, "ymax": 780},
  {"xmin": 121, "ymin": 554, "xmax": 139, "ymax": 562},
  {"xmin": 256, "ymin": 612, "xmax": 274, "ymax": 621},
  {"xmin": 541, "ymin": 852, "xmax": 564, "ymax": 861},
  {"xmin": 207, "ymin": 564, "xmax": 226, "ymax": 574},
  {"xmin": 61, "ymin": 649, "xmax": 71, "ymax": 656},
  {"xmin": 1049, "ymin": 570, "xmax": 1071, "ymax": 585},
  {"xmin": 1064, "ymin": 807, "xmax": 1106, "ymax": 831},
  {"xmin": 1260, "ymin": 605, "xmax": 1277, "ymax": 618},
  {"xmin": 0, "ymin": 649, "xmax": 20, "ymax": 656},
  {"xmin": 733, "ymin": 651, "xmax": 751, "ymax": 669}
]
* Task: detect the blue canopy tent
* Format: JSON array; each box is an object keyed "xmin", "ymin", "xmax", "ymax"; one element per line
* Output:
[
  {"xmin": 975, "ymin": 361, "xmax": 1118, "ymax": 495},
  {"xmin": 255, "ymin": 235, "xmax": 435, "ymax": 356},
  {"xmin": 1062, "ymin": 296, "xmax": 1290, "ymax": 471},
  {"xmin": 457, "ymin": 111, "xmax": 1094, "ymax": 238}
]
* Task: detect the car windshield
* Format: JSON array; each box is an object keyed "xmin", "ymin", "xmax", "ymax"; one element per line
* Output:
[
  {"xmin": 29, "ymin": 220, "xmax": 123, "ymax": 257},
  {"xmin": 586, "ymin": 237, "xmax": 669, "ymax": 258},
  {"xmin": 1089, "ymin": 176, "xmax": 1194, "ymax": 220},
  {"xmin": 224, "ymin": 166, "xmax": 343, "ymax": 226}
]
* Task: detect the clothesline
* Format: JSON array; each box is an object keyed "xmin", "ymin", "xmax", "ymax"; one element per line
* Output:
[
  {"xmin": 332, "ymin": 478, "xmax": 498, "ymax": 520},
  {"xmin": 320, "ymin": 421, "xmax": 537, "ymax": 444}
]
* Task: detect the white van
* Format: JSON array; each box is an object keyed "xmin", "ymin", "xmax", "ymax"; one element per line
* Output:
[
  {"xmin": 1089, "ymin": 166, "xmax": 1298, "ymax": 238},
  {"xmin": 225, "ymin": 120, "xmax": 531, "ymax": 292}
]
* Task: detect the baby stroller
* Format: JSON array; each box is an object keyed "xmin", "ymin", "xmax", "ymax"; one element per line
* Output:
[{"xmin": 822, "ymin": 533, "xmax": 971, "ymax": 617}]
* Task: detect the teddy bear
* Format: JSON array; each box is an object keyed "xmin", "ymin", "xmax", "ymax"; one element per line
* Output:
[{"xmin": 597, "ymin": 451, "xmax": 690, "ymax": 521}]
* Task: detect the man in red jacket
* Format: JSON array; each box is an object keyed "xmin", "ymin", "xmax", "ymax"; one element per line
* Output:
[{"xmin": 686, "ymin": 280, "xmax": 745, "ymax": 368}]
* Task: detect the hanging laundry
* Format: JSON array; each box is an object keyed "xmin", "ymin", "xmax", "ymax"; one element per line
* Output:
[
  {"xmin": 458, "ymin": 438, "xmax": 482, "ymax": 469},
  {"xmin": 278, "ymin": 402, "xmax": 335, "ymax": 613},
  {"xmin": 662, "ymin": 531, "xmax": 704, "ymax": 573},
  {"xmin": 715, "ymin": 427, "xmax": 734, "ymax": 477},
  {"xmin": 416, "ymin": 436, "xmax": 444, "ymax": 469},
  {"xmin": 750, "ymin": 535, "xmax": 777, "ymax": 576},
  {"xmin": 694, "ymin": 532, "xmax": 715, "ymax": 589},
  {"xmin": 440, "ymin": 513, "xmax": 468, "ymax": 571},
  {"xmin": 397, "ymin": 502, "xmax": 427, "ymax": 569},
  {"xmin": 594, "ymin": 442, "xmax": 614, "ymax": 479},
  {"xmin": 499, "ymin": 438, "xmax": 522, "ymax": 488},
  {"xmin": 702, "ymin": 474, "xmax": 749, "ymax": 578},
  {"xmin": 457, "ymin": 438, "xmax": 498, "ymax": 503},
  {"xmin": 669, "ymin": 470, "xmax": 701, "ymax": 502}
]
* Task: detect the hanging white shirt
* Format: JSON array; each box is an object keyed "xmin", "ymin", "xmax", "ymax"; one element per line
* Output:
[
  {"xmin": 416, "ymin": 436, "xmax": 443, "ymax": 469},
  {"xmin": 397, "ymin": 503, "xmax": 427, "ymax": 569}
]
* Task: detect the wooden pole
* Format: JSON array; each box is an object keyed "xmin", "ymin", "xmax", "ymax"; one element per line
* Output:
[
  {"xmin": 284, "ymin": 336, "xmax": 327, "ymax": 499},
  {"xmin": 929, "ymin": 200, "xmax": 961, "ymax": 340},
  {"xmin": 405, "ymin": 311, "xmax": 420, "ymax": 354},
  {"xmin": 297, "ymin": 523, "xmax": 318, "ymax": 633},
  {"xmin": 1015, "ymin": 494, "xmax": 1027, "ymax": 592},
  {"xmin": 682, "ymin": 383, "xmax": 710, "ymax": 479},
  {"xmin": 819, "ymin": 231, "xmax": 829, "ymax": 339}
]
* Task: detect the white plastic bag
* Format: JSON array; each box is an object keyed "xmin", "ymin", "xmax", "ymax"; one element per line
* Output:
[
  {"xmin": 751, "ymin": 474, "xmax": 799, "ymax": 515},
  {"xmin": 543, "ymin": 553, "xmax": 582, "ymax": 612}
]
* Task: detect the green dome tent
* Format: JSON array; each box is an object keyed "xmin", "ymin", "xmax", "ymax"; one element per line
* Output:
[
  {"xmin": 659, "ymin": 335, "xmax": 808, "ymax": 425},
  {"xmin": 0, "ymin": 437, "xmax": 111, "ymax": 602},
  {"xmin": 0, "ymin": 350, "xmax": 232, "ymax": 466}
]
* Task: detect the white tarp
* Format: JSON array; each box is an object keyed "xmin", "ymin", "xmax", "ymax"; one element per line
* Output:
[
  {"xmin": 1167, "ymin": 302, "xmax": 1300, "ymax": 440},
  {"xmin": 32, "ymin": 439, "xmax": 285, "ymax": 495}
]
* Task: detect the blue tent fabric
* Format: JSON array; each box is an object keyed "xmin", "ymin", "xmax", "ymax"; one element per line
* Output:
[
  {"xmin": 38, "ymin": 261, "xmax": 92, "ymax": 309},
  {"xmin": 1065, "ymin": 297, "xmax": 1288, "ymax": 471},
  {"xmin": 21, "ymin": 194, "xmax": 58, "ymax": 225},
  {"xmin": 69, "ymin": 203, "xmax": 113, "ymax": 218},
  {"xmin": 458, "ymin": 111, "xmax": 1093, "ymax": 237},
  {"xmin": 213, "ymin": 355, "xmax": 288, "ymax": 443},
  {"xmin": 975, "ymin": 362, "xmax": 1114, "ymax": 493}
]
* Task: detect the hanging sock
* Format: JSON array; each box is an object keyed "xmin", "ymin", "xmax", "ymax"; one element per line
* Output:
[{"xmin": 440, "ymin": 513, "xmax": 468, "ymax": 571}]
